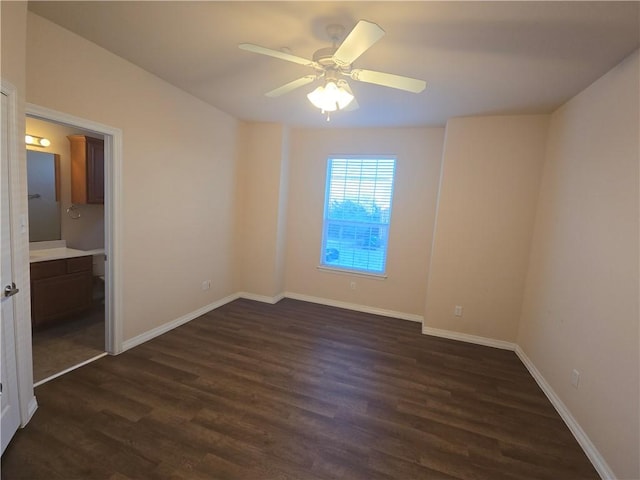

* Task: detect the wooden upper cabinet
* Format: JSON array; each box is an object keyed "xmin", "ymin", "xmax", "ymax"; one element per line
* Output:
[{"xmin": 68, "ymin": 135, "xmax": 104, "ymax": 204}]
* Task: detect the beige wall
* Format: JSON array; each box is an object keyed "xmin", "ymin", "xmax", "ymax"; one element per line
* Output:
[
  {"xmin": 424, "ymin": 115, "xmax": 549, "ymax": 342},
  {"xmin": 25, "ymin": 117, "xmax": 104, "ymax": 250},
  {"xmin": 518, "ymin": 51, "xmax": 639, "ymax": 479},
  {"xmin": 1, "ymin": 3, "xmax": 27, "ymax": 91},
  {"xmin": 236, "ymin": 122, "xmax": 289, "ymax": 299},
  {"xmin": 285, "ymin": 127, "xmax": 444, "ymax": 317},
  {"xmin": 274, "ymin": 127, "xmax": 290, "ymax": 296},
  {"xmin": 26, "ymin": 12, "xmax": 240, "ymax": 341}
]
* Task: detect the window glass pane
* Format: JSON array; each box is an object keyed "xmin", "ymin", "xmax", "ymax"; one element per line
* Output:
[{"xmin": 321, "ymin": 156, "xmax": 396, "ymax": 274}]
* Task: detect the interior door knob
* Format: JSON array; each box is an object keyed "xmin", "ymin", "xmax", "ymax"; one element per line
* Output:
[{"xmin": 3, "ymin": 282, "xmax": 19, "ymax": 298}]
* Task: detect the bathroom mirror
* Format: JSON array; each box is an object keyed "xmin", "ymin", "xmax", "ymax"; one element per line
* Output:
[{"xmin": 27, "ymin": 150, "xmax": 61, "ymax": 242}]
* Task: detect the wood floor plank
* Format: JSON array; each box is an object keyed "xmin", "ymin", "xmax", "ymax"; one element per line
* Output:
[{"xmin": 1, "ymin": 298, "xmax": 598, "ymax": 479}]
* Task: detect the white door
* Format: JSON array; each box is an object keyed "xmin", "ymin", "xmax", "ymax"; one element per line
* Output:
[{"xmin": 1, "ymin": 91, "xmax": 21, "ymax": 454}]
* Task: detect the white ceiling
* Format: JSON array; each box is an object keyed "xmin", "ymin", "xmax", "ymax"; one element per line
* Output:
[{"xmin": 28, "ymin": 1, "xmax": 640, "ymax": 128}]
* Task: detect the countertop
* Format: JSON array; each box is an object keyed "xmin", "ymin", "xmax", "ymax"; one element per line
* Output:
[{"xmin": 29, "ymin": 247, "xmax": 105, "ymax": 263}]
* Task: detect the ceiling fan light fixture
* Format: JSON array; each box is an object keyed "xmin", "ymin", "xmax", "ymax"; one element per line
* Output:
[{"xmin": 307, "ymin": 80, "xmax": 354, "ymax": 113}]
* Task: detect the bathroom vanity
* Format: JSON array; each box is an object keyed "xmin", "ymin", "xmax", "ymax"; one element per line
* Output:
[{"xmin": 29, "ymin": 245, "xmax": 104, "ymax": 329}]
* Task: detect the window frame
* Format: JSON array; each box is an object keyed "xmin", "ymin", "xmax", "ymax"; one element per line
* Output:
[{"xmin": 319, "ymin": 154, "xmax": 397, "ymax": 277}]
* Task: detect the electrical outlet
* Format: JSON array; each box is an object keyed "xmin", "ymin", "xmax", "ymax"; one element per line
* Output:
[
  {"xmin": 201, "ymin": 280, "xmax": 211, "ymax": 291},
  {"xmin": 571, "ymin": 369, "xmax": 580, "ymax": 388},
  {"xmin": 350, "ymin": 281, "xmax": 356, "ymax": 290},
  {"xmin": 454, "ymin": 305, "xmax": 463, "ymax": 317}
]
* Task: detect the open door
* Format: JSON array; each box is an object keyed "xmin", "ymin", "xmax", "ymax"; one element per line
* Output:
[{"xmin": 1, "ymin": 91, "xmax": 21, "ymax": 454}]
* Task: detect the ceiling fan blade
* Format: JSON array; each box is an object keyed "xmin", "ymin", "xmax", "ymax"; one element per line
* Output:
[
  {"xmin": 266, "ymin": 75, "xmax": 316, "ymax": 97},
  {"xmin": 332, "ymin": 20, "xmax": 385, "ymax": 67},
  {"xmin": 350, "ymin": 69, "xmax": 426, "ymax": 93},
  {"xmin": 239, "ymin": 43, "xmax": 321, "ymax": 69}
]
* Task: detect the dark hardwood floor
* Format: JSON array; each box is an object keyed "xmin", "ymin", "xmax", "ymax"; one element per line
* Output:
[{"xmin": 1, "ymin": 298, "xmax": 598, "ymax": 479}]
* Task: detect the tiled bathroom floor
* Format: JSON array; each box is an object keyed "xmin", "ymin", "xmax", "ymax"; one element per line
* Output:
[{"xmin": 31, "ymin": 304, "xmax": 105, "ymax": 383}]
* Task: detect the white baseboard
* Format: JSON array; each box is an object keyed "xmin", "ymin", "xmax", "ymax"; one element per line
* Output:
[
  {"xmin": 514, "ymin": 346, "xmax": 615, "ymax": 480},
  {"xmin": 238, "ymin": 292, "xmax": 284, "ymax": 304},
  {"xmin": 122, "ymin": 291, "xmax": 419, "ymax": 355},
  {"xmin": 421, "ymin": 325, "xmax": 517, "ymax": 351},
  {"xmin": 24, "ymin": 396, "xmax": 38, "ymax": 426},
  {"xmin": 121, "ymin": 293, "xmax": 240, "ymax": 352},
  {"xmin": 422, "ymin": 328, "xmax": 612, "ymax": 478},
  {"xmin": 283, "ymin": 291, "xmax": 423, "ymax": 323}
]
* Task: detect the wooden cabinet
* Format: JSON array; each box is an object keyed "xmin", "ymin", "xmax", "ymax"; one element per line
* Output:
[
  {"xmin": 68, "ymin": 135, "xmax": 104, "ymax": 204},
  {"xmin": 30, "ymin": 256, "xmax": 93, "ymax": 328}
]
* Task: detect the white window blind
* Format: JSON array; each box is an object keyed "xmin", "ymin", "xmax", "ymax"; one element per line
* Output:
[{"xmin": 321, "ymin": 156, "xmax": 396, "ymax": 275}]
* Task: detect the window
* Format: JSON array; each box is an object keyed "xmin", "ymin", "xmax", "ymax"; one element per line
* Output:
[{"xmin": 321, "ymin": 156, "xmax": 396, "ymax": 275}]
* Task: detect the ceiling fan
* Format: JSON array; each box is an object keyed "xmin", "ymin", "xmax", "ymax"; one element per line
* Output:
[{"xmin": 239, "ymin": 20, "xmax": 426, "ymax": 120}]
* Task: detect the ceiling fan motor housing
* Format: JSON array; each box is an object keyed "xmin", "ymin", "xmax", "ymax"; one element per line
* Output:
[
  {"xmin": 313, "ymin": 46, "xmax": 352, "ymax": 80},
  {"xmin": 313, "ymin": 47, "xmax": 338, "ymax": 65}
]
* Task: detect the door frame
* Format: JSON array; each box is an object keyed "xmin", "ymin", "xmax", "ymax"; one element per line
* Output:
[{"xmin": 26, "ymin": 103, "xmax": 123, "ymax": 356}]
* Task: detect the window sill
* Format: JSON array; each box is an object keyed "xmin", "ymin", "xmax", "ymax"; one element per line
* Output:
[{"xmin": 316, "ymin": 265, "xmax": 388, "ymax": 280}]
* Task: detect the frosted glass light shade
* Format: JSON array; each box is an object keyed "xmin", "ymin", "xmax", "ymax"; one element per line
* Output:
[
  {"xmin": 25, "ymin": 134, "xmax": 51, "ymax": 147},
  {"xmin": 307, "ymin": 81, "xmax": 354, "ymax": 112}
]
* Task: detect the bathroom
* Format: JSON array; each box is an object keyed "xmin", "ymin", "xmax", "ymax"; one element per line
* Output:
[{"xmin": 26, "ymin": 116, "xmax": 106, "ymax": 384}]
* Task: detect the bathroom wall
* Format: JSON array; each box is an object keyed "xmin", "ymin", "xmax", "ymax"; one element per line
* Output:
[{"xmin": 25, "ymin": 117, "xmax": 104, "ymax": 250}]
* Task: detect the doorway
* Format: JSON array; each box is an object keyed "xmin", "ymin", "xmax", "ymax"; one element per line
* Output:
[
  {"xmin": 26, "ymin": 103, "xmax": 123, "ymax": 385},
  {"xmin": 27, "ymin": 117, "xmax": 107, "ymax": 384}
]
